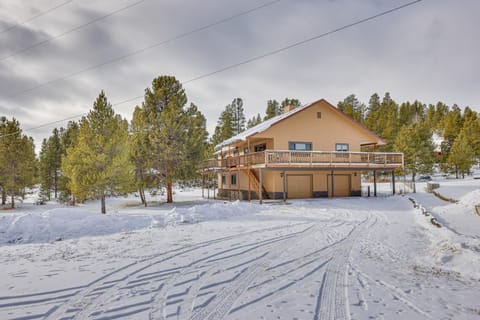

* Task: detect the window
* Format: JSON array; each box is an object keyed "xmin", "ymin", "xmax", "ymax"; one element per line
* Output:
[
  {"xmin": 317, "ymin": 112, "xmax": 322, "ymax": 119},
  {"xmin": 231, "ymin": 174, "xmax": 237, "ymax": 185},
  {"xmin": 233, "ymin": 147, "xmax": 239, "ymax": 156},
  {"xmin": 221, "ymin": 175, "xmax": 226, "ymax": 185},
  {"xmin": 336, "ymin": 143, "xmax": 349, "ymax": 152},
  {"xmin": 243, "ymin": 147, "xmax": 249, "ymax": 154},
  {"xmin": 289, "ymin": 142, "xmax": 312, "ymax": 151},
  {"xmin": 254, "ymin": 143, "xmax": 266, "ymax": 152}
]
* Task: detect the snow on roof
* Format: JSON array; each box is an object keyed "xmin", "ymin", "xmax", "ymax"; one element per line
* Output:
[{"xmin": 214, "ymin": 101, "xmax": 315, "ymax": 151}]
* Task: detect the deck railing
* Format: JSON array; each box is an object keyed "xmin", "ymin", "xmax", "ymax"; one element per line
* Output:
[{"xmin": 202, "ymin": 150, "xmax": 403, "ymax": 170}]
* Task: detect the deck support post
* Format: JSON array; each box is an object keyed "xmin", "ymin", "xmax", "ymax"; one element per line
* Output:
[
  {"xmin": 248, "ymin": 169, "xmax": 251, "ymax": 201},
  {"xmin": 392, "ymin": 170, "xmax": 396, "ymax": 195},
  {"xmin": 282, "ymin": 171, "xmax": 287, "ymax": 202},
  {"xmin": 213, "ymin": 173, "xmax": 216, "ymax": 200},
  {"xmin": 259, "ymin": 168, "xmax": 263, "ymax": 204},
  {"xmin": 331, "ymin": 170, "xmax": 334, "ymax": 198},
  {"xmin": 373, "ymin": 170, "xmax": 377, "ymax": 197}
]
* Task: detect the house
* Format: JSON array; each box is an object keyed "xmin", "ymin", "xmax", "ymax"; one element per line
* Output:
[{"xmin": 202, "ymin": 99, "xmax": 403, "ymax": 202}]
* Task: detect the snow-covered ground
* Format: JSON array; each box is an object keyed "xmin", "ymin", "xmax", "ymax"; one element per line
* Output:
[{"xmin": 0, "ymin": 186, "xmax": 479, "ymax": 319}]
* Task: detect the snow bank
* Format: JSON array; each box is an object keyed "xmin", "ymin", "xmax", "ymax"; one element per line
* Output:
[
  {"xmin": 163, "ymin": 200, "xmax": 261, "ymax": 225},
  {"xmin": 0, "ymin": 201, "xmax": 263, "ymax": 246},
  {"xmin": 458, "ymin": 188, "xmax": 480, "ymax": 207}
]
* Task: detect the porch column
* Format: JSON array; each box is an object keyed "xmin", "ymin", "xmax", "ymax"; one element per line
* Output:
[
  {"xmin": 392, "ymin": 170, "xmax": 396, "ymax": 195},
  {"xmin": 259, "ymin": 168, "xmax": 263, "ymax": 204},
  {"xmin": 373, "ymin": 170, "xmax": 377, "ymax": 197},
  {"xmin": 247, "ymin": 168, "xmax": 252, "ymax": 201},
  {"xmin": 282, "ymin": 171, "xmax": 287, "ymax": 202}
]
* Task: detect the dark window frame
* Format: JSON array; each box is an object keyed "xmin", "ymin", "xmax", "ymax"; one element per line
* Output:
[
  {"xmin": 254, "ymin": 143, "xmax": 267, "ymax": 152},
  {"xmin": 231, "ymin": 173, "xmax": 237, "ymax": 185},
  {"xmin": 289, "ymin": 141, "xmax": 312, "ymax": 151}
]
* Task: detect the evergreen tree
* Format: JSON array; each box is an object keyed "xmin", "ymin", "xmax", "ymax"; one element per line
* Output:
[
  {"xmin": 132, "ymin": 76, "xmax": 208, "ymax": 203},
  {"xmin": 280, "ymin": 98, "xmax": 301, "ymax": 113},
  {"xmin": 247, "ymin": 113, "xmax": 262, "ymax": 128},
  {"xmin": 0, "ymin": 118, "xmax": 36, "ymax": 208},
  {"xmin": 230, "ymin": 98, "xmax": 246, "ymax": 135},
  {"xmin": 394, "ymin": 122, "xmax": 434, "ymax": 192},
  {"xmin": 130, "ymin": 106, "xmax": 153, "ymax": 206},
  {"xmin": 440, "ymin": 105, "xmax": 463, "ymax": 169},
  {"xmin": 264, "ymin": 100, "xmax": 280, "ymax": 120},
  {"xmin": 337, "ymin": 94, "xmax": 365, "ymax": 123},
  {"xmin": 211, "ymin": 107, "xmax": 234, "ymax": 147},
  {"xmin": 58, "ymin": 121, "xmax": 80, "ymax": 203},
  {"xmin": 62, "ymin": 91, "xmax": 134, "ymax": 213},
  {"xmin": 364, "ymin": 93, "xmax": 381, "ymax": 133},
  {"xmin": 38, "ymin": 128, "xmax": 62, "ymax": 200},
  {"xmin": 448, "ymin": 129, "xmax": 474, "ymax": 178}
]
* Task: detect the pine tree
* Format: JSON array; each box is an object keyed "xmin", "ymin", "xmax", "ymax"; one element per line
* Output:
[
  {"xmin": 132, "ymin": 76, "xmax": 208, "ymax": 203},
  {"xmin": 264, "ymin": 100, "xmax": 280, "ymax": 120},
  {"xmin": 62, "ymin": 91, "xmax": 134, "ymax": 213},
  {"xmin": 230, "ymin": 98, "xmax": 246, "ymax": 135},
  {"xmin": 58, "ymin": 121, "xmax": 80, "ymax": 203},
  {"xmin": 448, "ymin": 129, "xmax": 474, "ymax": 178},
  {"xmin": 38, "ymin": 128, "xmax": 62, "ymax": 200},
  {"xmin": 0, "ymin": 118, "xmax": 36, "ymax": 208},
  {"xmin": 247, "ymin": 113, "xmax": 262, "ymax": 128},
  {"xmin": 280, "ymin": 98, "xmax": 301, "ymax": 113},
  {"xmin": 394, "ymin": 122, "xmax": 434, "ymax": 192},
  {"xmin": 211, "ymin": 107, "xmax": 234, "ymax": 147},
  {"xmin": 364, "ymin": 93, "xmax": 381, "ymax": 134},
  {"xmin": 337, "ymin": 94, "xmax": 365, "ymax": 123}
]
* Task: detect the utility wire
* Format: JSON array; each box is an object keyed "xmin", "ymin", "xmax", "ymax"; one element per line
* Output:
[
  {"xmin": 3, "ymin": 0, "xmax": 282, "ymax": 100},
  {"xmin": 1, "ymin": 0, "xmax": 425, "ymax": 139},
  {"xmin": 0, "ymin": 0, "xmax": 147, "ymax": 61},
  {"xmin": 0, "ymin": 0, "xmax": 74, "ymax": 34}
]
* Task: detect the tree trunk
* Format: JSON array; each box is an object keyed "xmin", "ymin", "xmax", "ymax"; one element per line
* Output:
[
  {"xmin": 2, "ymin": 190, "xmax": 6, "ymax": 205},
  {"xmin": 54, "ymin": 171, "xmax": 58, "ymax": 199},
  {"xmin": 412, "ymin": 173, "xmax": 416, "ymax": 193},
  {"xmin": 11, "ymin": 193, "xmax": 15, "ymax": 209},
  {"xmin": 101, "ymin": 194, "xmax": 106, "ymax": 214},
  {"xmin": 166, "ymin": 180, "xmax": 173, "ymax": 203},
  {"xmin": 139, "ymin": 186, "xmax": 146, "ymax": 207}
]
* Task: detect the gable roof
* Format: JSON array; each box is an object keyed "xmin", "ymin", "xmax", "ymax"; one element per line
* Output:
[{"xmin": 214, "ymin": 98, "xmax": 386, "ymax": 151}]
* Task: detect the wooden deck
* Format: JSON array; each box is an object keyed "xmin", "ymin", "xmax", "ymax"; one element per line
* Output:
[{"xmin": 202, "ymin": 150, "xmax": 404, "ymax": 171}]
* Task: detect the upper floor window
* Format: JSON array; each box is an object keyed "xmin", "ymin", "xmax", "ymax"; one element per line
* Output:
[
  {"xmin": 336, "ymin": 143, "xmax": 349, "ymax": 152},
  {"xmin": 254, "ymin": 143, "xmax": 267, "ymax": 152},
  {"xmin": 231, "ymin": 173, "xmax": 237, "ymax": 185},
  {"xmin": 289, "ymin": 142, "xmax": 312, "ymax": 151}
]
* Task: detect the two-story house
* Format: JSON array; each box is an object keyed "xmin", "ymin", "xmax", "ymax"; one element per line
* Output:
[{"xmin": 202, "ymin": 99, "xmax": 403, "ymax": 202}]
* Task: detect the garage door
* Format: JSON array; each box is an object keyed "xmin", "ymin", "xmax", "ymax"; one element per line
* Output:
[
  {"xmin": 328, "ymin": 175, "xmax": 351, "ymax": 197},
  {"xmin": 287, "ymin": 175, "xmax": 312, "ymax": 199}
]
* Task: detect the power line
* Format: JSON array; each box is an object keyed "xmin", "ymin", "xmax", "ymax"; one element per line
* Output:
[
  {"xmin": 0, "ymin": 0, "xmax": 147, "ymax": 61},
  {"xmin": 0, "ymin": 0, "xmax": 74, "ymax": 34},
  {"xmin": 2, "ymin": 0, "xmax": 425, "ymax": 139},
  {"xmin": 3, "ymin": 0, "xmax": 282, "ymax": 100}
]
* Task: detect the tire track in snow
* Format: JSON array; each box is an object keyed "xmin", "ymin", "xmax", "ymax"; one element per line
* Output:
[
  {"xmin": 42, "ymin": 222, "xmax": 310, "ymax": 320},
  {"xmin": 316, "ymin": 216, "xmax": 374, "ymax": 320},
  {"xmin": 44, "ymin": 223, "xmax": 308, "ymax": 319}
]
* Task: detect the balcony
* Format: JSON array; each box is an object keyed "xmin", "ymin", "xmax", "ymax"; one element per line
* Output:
[{"xmin": 202, "ymin": 150, "xmax": 404, "ymax": 171}]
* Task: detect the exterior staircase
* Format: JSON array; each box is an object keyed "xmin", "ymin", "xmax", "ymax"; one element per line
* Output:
[{"xmin": 245, "ymin": 169, "xmax": 270, "ymax": 199}]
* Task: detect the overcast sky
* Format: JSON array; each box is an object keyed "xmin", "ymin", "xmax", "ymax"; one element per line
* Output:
[{"xmin": 0, "ymin": 0, "xmax": 479, "ymax": 152}]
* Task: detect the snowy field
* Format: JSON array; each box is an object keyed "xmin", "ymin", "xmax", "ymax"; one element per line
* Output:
[{"xmin": 0, "ymin": 185, "xmax": 479, "ymax": 320}]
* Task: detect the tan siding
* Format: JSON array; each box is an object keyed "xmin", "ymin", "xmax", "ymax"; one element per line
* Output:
[{"xmin": 254, "ymin": 100, "xmax": 378, "ymax": 152}]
